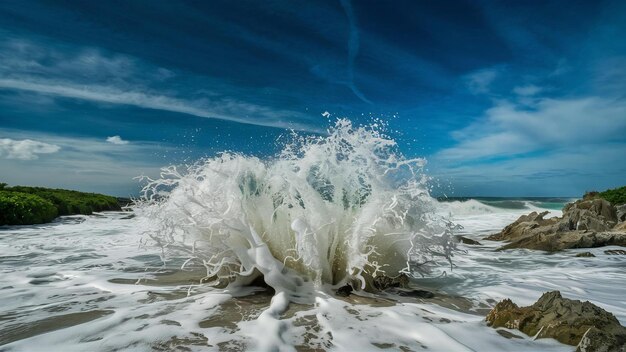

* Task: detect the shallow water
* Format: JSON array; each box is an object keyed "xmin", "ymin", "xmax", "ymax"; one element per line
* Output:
[{"xmin": 1, "ymin": 205, "xmax": 624, "ymax": 351}]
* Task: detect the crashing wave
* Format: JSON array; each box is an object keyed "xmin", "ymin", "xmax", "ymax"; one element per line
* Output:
[{"xmin": 135, "ymin": 119, "xmax": 457, "ymax": 299}]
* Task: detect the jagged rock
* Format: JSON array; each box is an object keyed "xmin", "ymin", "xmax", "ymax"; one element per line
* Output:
[
  {"xmin": 486, "ymin": 211, "xmax": 557, "ymax": 241},
  {"xmin": 562, "ymin": 198, "xmax": 618, "ymax": 231},
  {"xmin": 605, "ymin": 249, "xmax": 626, "ymax": 255},
  {"xmin": 455, "ymin": 235, "xmax": 481, "ymax": 245},
  {"xmin": 488, "ymin": 199, "xmax": 626, "ymax": 251},
  {"xmin": 486, "ymin": 291, "xmax": 626, "ymax": 351},
  {"xmin": 575, "ymin": 252, "xmax": 596, "ymax": 257}
]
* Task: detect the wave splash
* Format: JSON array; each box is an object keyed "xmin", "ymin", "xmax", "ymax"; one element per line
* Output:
[{"xmin": 135, "ymin": 119, "xmax": 456, "ymax": 298}]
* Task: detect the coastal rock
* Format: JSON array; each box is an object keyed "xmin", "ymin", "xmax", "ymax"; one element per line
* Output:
[
  {"xmin": 372, "ymin": 274, "xmax": 409, "ymax": 291},
  {"xmin": 335, "ymin": 284, "xmax": 353, "ymax": 297},
  {"xmin": 616, "ymin": 204, "xmax": 626, "ymax": 223},
  {"xmin": 455, "ymin": 235, "xmax": 482, "ymax": 245},
  {"xmin": 486, "ymin": 291, "xmax": 626, "ymax": 351},
  {"xmin": 575, "ymin": 252, "xmax": 596, "ymax": 257},
  {"xmin": 488, "ymin": 199, "xmax": 626, "ymax": 251},
  {"xmin": 497, "ymin": 231, "xmax": 626, "ymax": 252},
  {"xmin": 605, "ymin": 249, "xmax": 626, "ymax": 255},
  {"xmin": 561, "ymin": 198, "xmax": 617, "ymax": 232}
]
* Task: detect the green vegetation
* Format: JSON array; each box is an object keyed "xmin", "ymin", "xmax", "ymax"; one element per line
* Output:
[
  {"xmin": 0, "ymin": 184, "xmax": 122, "ymax": 225},
  {"xmin": 584, "ymin": 186, "xmax": 626, "ymax": 206},
  {"xmin": 598, "ymin": 186, "xmax": 626, "ymax": 206},
  {"xmin": 0, "ymin": 191, "xmax": 58, "ymax": 225}
]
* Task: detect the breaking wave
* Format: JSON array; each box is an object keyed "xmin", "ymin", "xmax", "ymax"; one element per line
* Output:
[{"xmin": 135, "ymin": 119, "xmax": 457, "ymax": 299}]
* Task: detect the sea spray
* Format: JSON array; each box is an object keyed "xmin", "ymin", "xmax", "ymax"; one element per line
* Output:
[{"xmin": 135, "ymin": 119, "xmax": 457, "ymax": 296}]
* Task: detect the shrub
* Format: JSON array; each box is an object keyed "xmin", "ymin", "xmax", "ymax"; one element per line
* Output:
[
  {"xmin": 6, "ymin": 186, "xmax": 121, "ymax": 216},
  {"xmin": 0, "ymin": 191, "xmax": 58, "ymax": 225},
  {"xmin": 598, "ymin": 186, "xmax": 626, "ymax": 206}
]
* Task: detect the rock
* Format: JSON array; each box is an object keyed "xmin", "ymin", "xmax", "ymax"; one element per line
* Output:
[
  {"xmin": 335, "ymin": 284, "xmax": 353, "ymax": 297},
  {"xmin": 497, "ymin": 231, "xmax": 626, "ymax": 252},
  {"xmin": 615, "ymin": 221, "xmax": 626, "ymax": 232},
  {"xmin": 488, "ymin": 199, "xmax": 626, "ymax": 251},
  {"xmin": 575, "ymin": 252, "xmax": 596, "ymax": 257},
  {"xmin": 486, "ymin": 291, "xmax": 626, "ymax": 351},
  {"xmin": 577, "ymin": 326, "xmax": 626, "ymax": 352},
  {"xmin": 486, "ymin": 211, "xmax": 557, "ymax": 242},
  {"xmin": 562, "ymin": 198, "xmax": 618, "ymax": 231},
  {"xmin": 495, "ymin": 329, "xmax": 524, "ymax": 339},
  {"xmin": 397, "ymin": 289, "xmax": 435, "ymax": 298},
  {"xmin": 372, "ymin": 274, "xmax": 409, "ymax": 291},
  {"xmin": 605, "ymin": 249, "xmax": 626, "ymax": 255},
  {"xmin": 455, "ymin": 235, "xmax": 481, "ymax": 245},
  {"xmin": 616, "ymin": 204, "xmax": 626, "ymax": 223}
]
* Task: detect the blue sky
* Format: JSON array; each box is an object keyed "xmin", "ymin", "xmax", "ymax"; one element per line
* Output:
[{"xmin": 0, "ymin": 0, "xmax": 625, "ymax": 196}]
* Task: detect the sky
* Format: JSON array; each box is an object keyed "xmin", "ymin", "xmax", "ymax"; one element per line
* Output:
[{"xmin": 0, "ymin": 0, "xmax": 625, "ymax": 197}]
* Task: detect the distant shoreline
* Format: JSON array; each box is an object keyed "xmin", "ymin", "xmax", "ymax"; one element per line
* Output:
[{"xmin": 0, "ymin": 184, "xmax": 131, "ymax": 226}]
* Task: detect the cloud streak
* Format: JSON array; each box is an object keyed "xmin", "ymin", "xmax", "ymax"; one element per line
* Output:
[
  {"xmin": 0, "ymin": 38, "xmax": 321, "ymax": 132},
  {"xmin": 339, "ymin": 0, "xmax": 371, "ymax": 104},
  {"xmin": 0, "ymin": 78, "xmax": 319, "ymax": 132}
]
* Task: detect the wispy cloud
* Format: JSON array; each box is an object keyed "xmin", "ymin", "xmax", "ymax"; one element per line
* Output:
[
  {"xmin": 513, "ymin": 84, "xmax": 542, "ymax": 96},
  {"xmin": 0, "ymin": 38, "xmax": 321, "ymax": 132},
  {"xmin": 106, "ymin": 135, "xmax": 129, "ymax": 145},
  {"xmin": 464, "ymin": 68, "xmax": 499, "ymax": 94},
  {"xmin": 0, "ymin": 138, "xmax": 60, "ymax": 160},
  {"xmin": 339, "ymin": 0, "xmax": 371, "ymax": 104}
]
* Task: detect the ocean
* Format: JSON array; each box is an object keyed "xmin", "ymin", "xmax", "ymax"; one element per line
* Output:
[{"xmin": 1, "ymin": 120, "xmax": 624, "ymax": 351}]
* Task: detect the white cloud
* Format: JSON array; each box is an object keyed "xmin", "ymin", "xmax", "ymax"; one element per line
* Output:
[
  {"xmin": 430, "ymin": 91, "xmax": 626, "ymax": 195},
  {"xmin": 437, "ymin": 96, "xmax": 626, "ymax": 161},
  {"xmin": 106, "ymin": 135, "xmax": 129, "ymax": 145},
  {"xmin": 0, "ymin": 138, "xmax": 60, "ymax": 160},
  {"xmin": 0, "ymin": 130, "xmax": 169, "ymax": 195}
]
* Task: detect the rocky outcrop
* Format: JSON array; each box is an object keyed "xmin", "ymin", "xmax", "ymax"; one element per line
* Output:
[
  {"xmin": 487, "ymin": 198, "xmax": 626, "ymax": 251},
  {"xmin": 486, "ymin": 291, "xmax": 626, "ymax": 351}
]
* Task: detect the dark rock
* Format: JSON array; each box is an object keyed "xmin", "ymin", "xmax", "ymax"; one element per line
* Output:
[
  {"xmin": 372, "ymin": 274, "xmax": 409, "ymax": 291},
  {"xmin": 397, "ymin": 289, "xmax": 435, "ymax": 298},
  {"xmin": 575, "ymin": 252, "xmax": 596, "ymax": 257},
  {"xmin": 495, "ymin": 329, "xmax": 524, "ymax": 339},
  {"xmin": 455, "ymin": 235, "xmax": 481, "ymax": 245},
  {"xmin": 486, "ymin": 291, "xmax": 626, "ymax": 351},
  {"xmin": 335, "ymin": 284, "xmax": 353, "ymax": 297},
  {"xmin": 605, "ymin": 249, "xmax": 626, "ymax": 255}
]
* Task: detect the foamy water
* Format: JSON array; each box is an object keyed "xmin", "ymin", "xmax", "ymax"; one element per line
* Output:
[
  {"xmin": 1, "ymin": 120, "xmax": 624, "ymax": 351},
  {"xmin": 1, "ymin": 206, "xmax": 625, "ymax": 351}
]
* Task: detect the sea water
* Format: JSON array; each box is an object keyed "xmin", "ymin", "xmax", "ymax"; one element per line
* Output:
[{"xmin": 1, "ymin": 120, "xmax": 624, "ymax": 351}]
